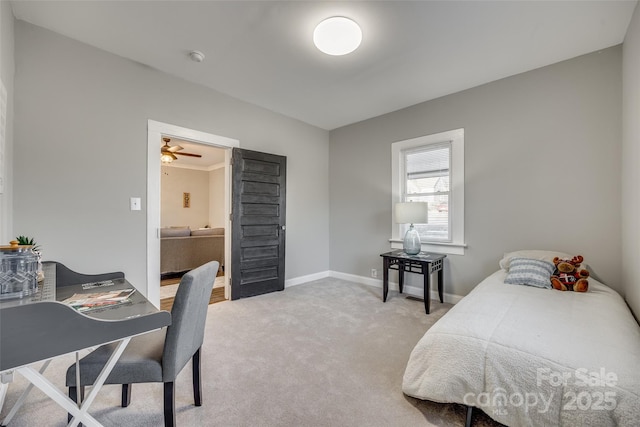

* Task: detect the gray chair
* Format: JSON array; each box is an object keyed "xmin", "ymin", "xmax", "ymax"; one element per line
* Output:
[
  {"xmin": 42, "ymin": 261, "xmax": 124, "ymax": 287},
  {"xmin": 65, "ymin": 261, "xmax": 219, "ymax": 427}
]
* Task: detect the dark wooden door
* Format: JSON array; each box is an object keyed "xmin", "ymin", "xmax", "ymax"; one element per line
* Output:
[{"xmin": 231, "ymin": 148, "xmax": 286, "ymax": 300}]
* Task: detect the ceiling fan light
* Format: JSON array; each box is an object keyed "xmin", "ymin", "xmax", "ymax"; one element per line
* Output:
[
  {"xmin": 161, "ymin": 153, "xmax": 175, "ymax": 164},
  {"xmin": 313, "ymin": 17, "xmax": 362, "ymax": 56}
]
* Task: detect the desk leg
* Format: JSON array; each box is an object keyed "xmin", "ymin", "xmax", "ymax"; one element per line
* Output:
[
  {"xmin": 1, "ymin": 361, "xmax": 51, "ymax": 426},
  {"xmin": 423, "ymin": 266, "xmax": 431, "ymax": 315},
  {"xmin": 10, "ymin": 337, "xmax": 130, "ymax": 427},
  {"xmin": 0, "ymin": 382, "xmax": 8, "ymax": 421},
  {"xmin": 17, "ymin": 366, "xmax": 102, "ymax": 427},
  {"xmin": 68, "ymin": 337, "xmax": 131, "ymax": 427},
  {"xmin": 398, "ymin": 261, "xmax": 404, "ymax": 294},
  {"xmin": 382, "ymin": 258, "xmax": 389, "ymax": 302},
  {"xmin": 438, "ymin": 267, "xmax": 444, "ymax": 303}
]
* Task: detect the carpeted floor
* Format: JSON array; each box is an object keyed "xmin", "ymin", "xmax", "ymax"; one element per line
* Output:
[{"xmin": 0, "ymin": 277, "xmax": 501, "ymax": 426}]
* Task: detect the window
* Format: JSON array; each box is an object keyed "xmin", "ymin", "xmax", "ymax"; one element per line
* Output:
[
  {"xmin": 391, "ymin": 129, "xmax": 465, "ymax": 255},
  {"xmin": 404, "ymin": 144, "xmax": 451, "ymax": 241}
]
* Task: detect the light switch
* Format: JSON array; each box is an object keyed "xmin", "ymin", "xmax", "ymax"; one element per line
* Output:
[{"xmin": 130, "ymin": 197, "xmax": 141, "ymax": 211}]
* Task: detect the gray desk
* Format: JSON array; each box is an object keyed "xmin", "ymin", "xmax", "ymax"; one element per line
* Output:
[{"xmin": 0, "ymin": 264, "xmax": 171, "ymax": 426}]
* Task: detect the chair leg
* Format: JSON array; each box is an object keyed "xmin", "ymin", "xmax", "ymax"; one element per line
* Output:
[
  {"xmin": 164, "ymin": 382, "xmax": 175, "ymax": 427},
  {"xmin": 192, "ymin": 347, "xmax": 202, "ymax": 406},
  {"xmin": 121, "ymin": 384, "xmax": 132, "ymax": 407},
  {"xmin": 68, "ymin": 386, "xmax": 85, "ymax": 423}
]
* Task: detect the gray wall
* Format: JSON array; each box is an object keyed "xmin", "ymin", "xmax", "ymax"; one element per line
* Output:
[
  {"xmin": 330, "ymin": 46, "xmax": 623, "ymax": 297},
  {"xmin": 13, "ymin": 22, "xmax": 329, "ymax": 289},
  {"xmin": 160, "ymin": 166, "xmax": 210, "ymax": 229},
  {"xmin": 0, "ymin": 1, "xmax": 14, "ymax": 244},
  {"xmin": 622, "ymin": 3, "xmax": 640, "ymax": 319}
]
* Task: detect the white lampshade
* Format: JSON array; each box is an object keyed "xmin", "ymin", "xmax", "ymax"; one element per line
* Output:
[
  {"xmin": 395, "ymin": 202, "xmax": 428, "ymax": 224},
  {"xmin": 313, "ymin": 17, "xmax": 362, "ymax": 56}
]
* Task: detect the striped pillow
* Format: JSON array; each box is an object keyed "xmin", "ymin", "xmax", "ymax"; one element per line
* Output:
[{"xmin": 504, "ymin": 257, "xmax": 554, "ymax": 289}]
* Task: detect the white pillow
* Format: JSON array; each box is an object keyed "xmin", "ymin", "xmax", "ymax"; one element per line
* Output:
[{"xmin": 499, "ymin": 250, "xmax": 575, "ymax": 270}]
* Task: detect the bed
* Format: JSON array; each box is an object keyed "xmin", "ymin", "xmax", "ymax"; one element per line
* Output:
[{"xmin": 402, "ymin": 251, "xmax": 640, "ymax": 426}]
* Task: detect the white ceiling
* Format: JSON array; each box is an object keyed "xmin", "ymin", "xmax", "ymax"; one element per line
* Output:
[{"xmin": 11, "ymin": 1, "xmax": 637, "ymax": 130}]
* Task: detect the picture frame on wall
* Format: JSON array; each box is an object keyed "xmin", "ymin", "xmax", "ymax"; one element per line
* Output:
[{"xmin": 183, "ymin": 192, "xmax": 190, "ymax": 208}]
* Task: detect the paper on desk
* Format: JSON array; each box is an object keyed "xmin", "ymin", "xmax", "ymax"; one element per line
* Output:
[{"xmin": 61, "ymin": 289, "xmax": 136, "ymax": 312}]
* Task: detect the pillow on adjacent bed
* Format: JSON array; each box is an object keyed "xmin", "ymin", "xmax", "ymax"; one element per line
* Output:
[
  {"xmin": 160, "ymin": 226, "xmax": 191, "ymax": 238},
  {"xmin": 503, "ymin": 257, "xmax": 555, "ymax": 289},
  {"xmin": 499, "ymin": 250, "xmax": 575, "ymax": 270},
  {"xmin": 190, "ymin": 227, "xmax": 224, "ymax": 236}
]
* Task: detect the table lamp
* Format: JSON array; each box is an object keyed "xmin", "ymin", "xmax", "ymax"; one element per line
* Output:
[{"xmin": 395, "ymin": 202, "xmax": 428, "ymax": 255}]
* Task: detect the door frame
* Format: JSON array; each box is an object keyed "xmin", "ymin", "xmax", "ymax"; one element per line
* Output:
[{"xmin": 147, "ymin": 120, "xmax": 239, "ymax": 307}]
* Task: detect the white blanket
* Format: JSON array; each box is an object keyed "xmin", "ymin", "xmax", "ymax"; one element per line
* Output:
[{"xmin": 402, "ymin": 270, "xmax": 640, "ymax": 426}]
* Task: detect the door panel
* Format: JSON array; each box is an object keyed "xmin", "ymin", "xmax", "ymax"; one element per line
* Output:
[{"xmin": 231, "ymin": 148, "xmax": 286, "ymax": 299}]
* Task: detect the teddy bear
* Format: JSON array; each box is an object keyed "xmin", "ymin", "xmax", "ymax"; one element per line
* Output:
[{"xmin": 550, "ymin": 255, "xmax": 589, "ymax": 292}]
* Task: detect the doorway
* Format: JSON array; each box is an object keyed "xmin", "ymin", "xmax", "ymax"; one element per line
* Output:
[
  {"xmin": 147, "ymin": 120, "xmax": 239, "ymax": 308},
  {"xmin": 159, "ymin": 139, "xmax": 228, "ymax": 310}
]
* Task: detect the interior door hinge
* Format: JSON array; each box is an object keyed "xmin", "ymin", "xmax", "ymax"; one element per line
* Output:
[{"xmin": 229, "ymin": 213, "xmax": 233, "ymax": 221}]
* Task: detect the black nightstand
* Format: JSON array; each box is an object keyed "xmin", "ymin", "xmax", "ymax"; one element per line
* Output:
[{"xmin": 380, "ymin": 250, "xmax": 446, "ymax": 314}]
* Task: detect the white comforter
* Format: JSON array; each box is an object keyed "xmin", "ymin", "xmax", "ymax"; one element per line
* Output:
[{"xmin": 402, "ymin": 270, "xmax": 640, "ymax": 426}]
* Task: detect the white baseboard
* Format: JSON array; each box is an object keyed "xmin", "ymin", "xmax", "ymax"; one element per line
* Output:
[
  {"xmin": 285, "ymin": 270, "xmax": 330, "ymax": 288},
  {"xmin": 329, "ymin": 270, "xmax": 464, "ymax": 304},
  {"xmin": 328, "ymin": 271, "xmax": 381, "ymax": 288},
  {"xmin": 283, "ymin": 270, "xmax": 463, "ymax": 304}
]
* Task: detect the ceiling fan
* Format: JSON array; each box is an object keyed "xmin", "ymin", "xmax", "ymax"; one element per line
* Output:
[{"xmin": 160, "ymin": 138, "xmax": 202, "ymax": 164}]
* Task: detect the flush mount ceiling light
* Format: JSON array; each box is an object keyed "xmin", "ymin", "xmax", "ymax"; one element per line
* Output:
[{"xmin": 313, "ymin": 17, "xmax": 362, "ymax": 56}]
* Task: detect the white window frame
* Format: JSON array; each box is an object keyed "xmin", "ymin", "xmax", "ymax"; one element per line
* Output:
[{"xmin": 391, "ymin": 128, "xmax": 466, "ymax": 255}]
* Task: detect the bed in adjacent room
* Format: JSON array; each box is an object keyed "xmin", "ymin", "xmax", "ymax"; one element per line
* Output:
[{"xmin": 402, "ymin": 250, "xmax": 640, "ymax": 426}]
